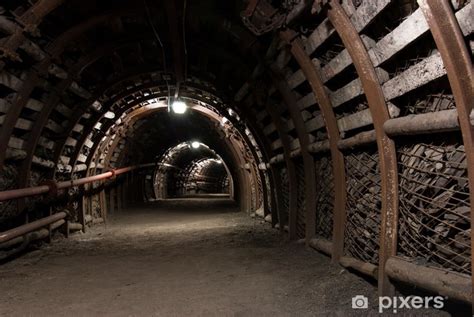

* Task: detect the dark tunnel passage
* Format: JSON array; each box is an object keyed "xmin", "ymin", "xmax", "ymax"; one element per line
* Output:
[{"xmin": 0, "ymin": 0, "xmax": 473, "ymax": 315}]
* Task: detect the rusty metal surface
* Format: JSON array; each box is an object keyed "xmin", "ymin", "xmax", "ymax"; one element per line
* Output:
[
  {"xmin": 283, "ymin": 31, "xmax": 347, "ymax": 261},
  {"xmin": 238, "ymin": 104, "xmax": 282, "ymax": 228},
  {"xmin": 326, "ymin": 0, "xmax": 399, "ymax": 295},
  {"xmin": 0, "ymin": 8, "xmax": 153, "ymax": 169},
  {"xmin": 256, "ymin": 90, "xmax": 298, "ymax": 238},
  {"xmin": 0, "ymin": 164, "xmax": 153, "ymax": 202},
  {"xmin": 269, "ymin": 57, "xmax": 318, "ymax": 242},
  {"xmin": 91, "ymin": 98, "xmax": 263, "ymax": 214},
  {"xmin": 417, "ymin": 0, "xmax": 474, "ymax": 304},
  {"xmin": 54, "ymin": 74, "xmax": 266, "ymax": 217},
  {"xmin": 19, "ymin": 38, "xmax": 156, "ymax": 187}
]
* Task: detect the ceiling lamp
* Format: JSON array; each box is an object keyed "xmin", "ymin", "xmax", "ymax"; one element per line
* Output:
[
  {"xmin": 171, "ymin": 100, "xmax": 187, "ymax": 114},
  {"xmin": 191, "ymin": 141, "xmax": 200, "ymax": 149},
  {"xmin": 104, "ymin": 111, "xmax": 115, "ymax": 119}
]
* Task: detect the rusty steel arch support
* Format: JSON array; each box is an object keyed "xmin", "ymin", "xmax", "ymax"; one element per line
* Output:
[
  {"xmin": 268, "ymin": 57, "xmax": 318, "ymax": 243},
  {"xmin": 254, "ymin": 89, "xmax": 299, "ymax": 239},
  {"xmin": 65, "ymin": 86, "xmax": 238, "ymax": 177},
  {"xmin": 58, "ymin": 77, "xmax": 250, "ymax": 173},
  {"xmin": 83, "ymin": 99, "xmax": 264, "ymax": 214},
  {"xmin": 225, "ymin": 120, "xmax": 270, "ymax": 214},
  {"xmin": 326, "ymin": 0, "xmax": 399, "ymax": 296},
  {"xmin": 0, "ymin": 7, "xmax": 153, "ymax": 168},
  {"xmin": 101, "ymin": 105, "xmax": 258, "ymax": 212},
  {"xmin": 54, "ymin": 60, "xmax": 253, "ymax": 179},
  {"xmin": 280, "ymin": 30, "xmax": 347, "ymax": 262},
  {"xmin": 417, "ymin": 0, "xmax": 474, "ymax": 304},
  {"xmin": 16, "ymin": 39, "xmax": 159, "ymax": 192},
  {"xmin": 237, "ymin": 109, "xmax": 280, "ymax": 228}
]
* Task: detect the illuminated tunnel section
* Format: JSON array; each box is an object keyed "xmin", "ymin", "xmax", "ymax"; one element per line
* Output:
[
  {"xmin": 73, "ymin": 80, "xmax": 267, "ymax": 218},
  {"xmin": 154, "ymin": 142, "xmax": 233, "ymax": 199}
]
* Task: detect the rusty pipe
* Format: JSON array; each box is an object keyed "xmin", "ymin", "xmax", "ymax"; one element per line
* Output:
[
  {"xmin": 0, "ymin": 163, "xmax": 155, "ymax": 202},
  {"xmin": 0, "ymin": 211, "xmax": 66, "ymax": 244},
  {"xmin": 0, "ymin": 185, "xmax": 50, "ymax": 201},
  {"xmin": 56, "ymin": 171, "xmax": 114, "ymax": 189}
]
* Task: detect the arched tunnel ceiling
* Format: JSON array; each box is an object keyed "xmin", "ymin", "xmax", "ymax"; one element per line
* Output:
[
  {"xmin": 1, "ymin": 0, "xmax": 261, "ymax": 93},
  {"xmin": 114, "ymin": 111, "xmax": 235, "ymax": 166},
  {"xmin": 0, "ymin": 0, "xmax": 270, "ymax": 189}
]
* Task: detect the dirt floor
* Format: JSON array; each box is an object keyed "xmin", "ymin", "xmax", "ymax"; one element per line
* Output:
[{"xmin": 0, "ymin": 199, "xmax": 453, "ymax": 316}]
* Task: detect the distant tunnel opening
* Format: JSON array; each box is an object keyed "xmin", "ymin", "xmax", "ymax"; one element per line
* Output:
[{"xmin": 152, "ymin": 141, "xmax": 233, "ymax": 199}]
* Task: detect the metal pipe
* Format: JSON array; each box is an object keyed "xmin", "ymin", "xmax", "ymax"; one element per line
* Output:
[
  {"xmin": 56, "ymin": 171, "xmax": 114, "ymax": 189},
  {"xmin": 0, "ymin": 211, "xmax": 66, "ymax": 244},
  {"xmin": 0, "ymin": 163, "xmax": 154, "ymax": 202},
  {"xmin": 0, "ymin": 185, "xmax": 50, "ymax": 201}
]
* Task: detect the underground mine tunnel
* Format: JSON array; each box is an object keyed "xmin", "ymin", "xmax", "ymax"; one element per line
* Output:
[{"xmin": 0, "ymin": 0, "xmax": 473, "ymax": 315}]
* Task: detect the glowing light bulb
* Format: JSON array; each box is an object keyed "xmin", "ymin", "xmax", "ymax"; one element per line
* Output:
[
  {"xmin": 191, "ymin": 141, "xmax": 200, "ymax": 149},
  {"xmin": 171, "ymin": 100, "xmax": 187, "ymax": 114},
  {"xmin": 104, "ymin": 111, "xmax": 115, "ymax": 119}
]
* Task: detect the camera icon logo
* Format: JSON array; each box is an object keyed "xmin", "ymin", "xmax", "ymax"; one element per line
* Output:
[{"xmin": 352, "ymin": 295, "xmax": 369, "ymax": 309}]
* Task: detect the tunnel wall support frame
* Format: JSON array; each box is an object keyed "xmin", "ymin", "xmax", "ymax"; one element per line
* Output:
[
  {"xmin": 280, "ymin": 30, "xmax": 347, "ymax": 262},
  {"xmin": 417, "ymin": 0, "xmax": 474, "ymax": 305},
  {"xmin": 269, "ymin": 60, "xmax": 318, "ymax": 242},
  {"xmin": 326, "ymin": 0, "xmax": 400, "ymax": 296}
]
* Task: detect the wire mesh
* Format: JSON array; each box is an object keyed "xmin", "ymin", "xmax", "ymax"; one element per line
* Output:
[
  {"xmin": 296, "ymin": 160, "xmax": 306, "ymax": 238},
  {"xmin": 397, "ymin": 142, "xmax": 471, "ymax": 274},
  {"xmin": 406, "ymin": 93, "xmax": 455, "ymax": 115},
  {"xmin": 314, "ymin": 155, "xmax": 334, "ymax": 240},
  {"xmin": 280, "ymin": 167, "xmax": 290, "ymax": 223},
  {"xmin": 344, "ymin": 148, "xmax": 381, "ymax": 265}
]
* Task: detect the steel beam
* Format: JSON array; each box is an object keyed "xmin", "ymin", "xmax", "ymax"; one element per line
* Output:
[
  {"xmin": 280, "ymin": 30, "xmax": 347, "ymax": 262},
  {"xmin": 417, "ymin": 0, "xmax": 474, "ymax": 305},
  {"xmin": 269, "ymin": 51, "xmax": 318, "ymax": 243},
  {"xmin": 326, "ymin": 0, "xmax": 399, "ymax": 296}
]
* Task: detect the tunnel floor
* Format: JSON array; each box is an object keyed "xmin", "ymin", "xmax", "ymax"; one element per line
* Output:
[{"xmin": 0, "ymin": 199, "xmax": 385, "ymax": 316}]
